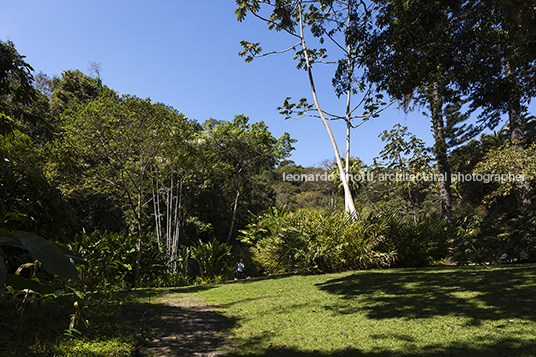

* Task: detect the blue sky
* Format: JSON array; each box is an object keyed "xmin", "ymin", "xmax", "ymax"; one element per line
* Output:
[{"xmin": 2, "ymin": 1, "xmax": 528, "ymax": 167}]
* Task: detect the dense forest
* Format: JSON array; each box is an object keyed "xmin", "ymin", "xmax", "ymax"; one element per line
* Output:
[{"xmin": 1, "ymin": 0, "xmax": 536, "ymax": 352}]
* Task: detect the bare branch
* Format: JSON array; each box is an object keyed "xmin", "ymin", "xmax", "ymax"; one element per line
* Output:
[{"xmin": 254, "ymin": 42, "xmax": 301, "ymax": 58}]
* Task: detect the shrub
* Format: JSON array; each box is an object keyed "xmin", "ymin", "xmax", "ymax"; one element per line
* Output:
[
  {"xmin": 382, "ymin": 214, "xmax": 450, "ymax": 267},
  {"xmin": 69, "ymin": 230, "xmax": 167, "ymax": 290},
  {"xmin": 191, "ymin": 238, "xmax": 233, "ymax": 280},
  {"xmin": 239, "ymin": 208, "xmax": 397, "ymax": 274},
  {"xmin": 155, "ymin": 272, "xmax": 191, "ymax": 287},
  {"xmin": 452, "ymin": 209, "xmax": 536, "ymax": 264}
]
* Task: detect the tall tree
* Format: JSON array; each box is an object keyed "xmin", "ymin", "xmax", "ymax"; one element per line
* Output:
[
  {"xmin": 58, "ymin": 94, "xmax": 190, "ymax": 284},
  {"xmin": 360, "ymin": 0, "xmax": 469, "ymax": 228},
  {"xmin": 196, "ymin": 115, "xmax": 295, "ymax": 244},
  {"xmin": 236, "ymin": 0, "xmax": 383, "ymax": 216},
  {"xmin": 0, "ymin": 40, "xmax": 75, "ymax": 240},
  {"xmin": 455, "ymin": 0, "xmax": 536, "ymax": 207},
  {"xmin": 51, "ymin": 69, "xmax": 106, "ymax": 114},
  {"xmin": 0, "ymin": 40, "xmax": 38, "ymax": 135}
]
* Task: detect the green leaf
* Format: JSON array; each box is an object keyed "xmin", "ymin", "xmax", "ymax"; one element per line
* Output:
[
  {"xmin": 3, "ymin": 274, "xmax": 54, "ymax": 293},
  {"xmin": 55, "ymin": 244, "xmax": 88, "ymax": 266},
  {"xmin": 15, "ymin": 231, "xmax": 79, "ymax": 280},
  {"xmin": 0, "ymin": 228, "xmax": 24, "ymax": 248},
  {"xmin": 68, "ymin": 285, "xmax": 86, "ymax": 299}
]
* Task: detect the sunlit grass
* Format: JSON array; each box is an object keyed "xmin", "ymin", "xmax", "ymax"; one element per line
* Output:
[
  {"xmin": 192, "ymin": 264, "xmax": 536, "ymax": 356},
  {"xmin": 52, "ymin": 338, "xmax": 133, "ymax": 356},
  {"xmin": 2, "ymin": 265, "xmax": 536, "ymax": 356}
]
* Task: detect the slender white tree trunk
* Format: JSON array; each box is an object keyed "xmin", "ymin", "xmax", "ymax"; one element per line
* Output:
[
  {"xmin": 227, "ymin": 167, "xmax": 243, "ymax": 245},
  {"xmin": 166, "ymin": 174, "xmax": 173, "ymax": 253},
  {"xmin": 152, "ymin": 188, "xmax": 160, "ymax": 250},
  {"xmin": 344, "ymin": 40, "xmax": 353, "ymax": 212},
  {"xmin": 298, "ymin": 1, "xmax": 356, "ymax": 216},
  {"xmin": 171, "ymin": 182, "xmax": 182, "ymax": 273}
]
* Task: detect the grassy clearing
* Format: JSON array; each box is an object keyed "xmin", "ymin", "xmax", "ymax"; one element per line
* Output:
[
  {"xmin": 190, "ymin": 264, "xmax": 536, "ymax": 356},
  {"xmin": 2, "ymin": 264, "xmax": 536, "ymax": 356}
]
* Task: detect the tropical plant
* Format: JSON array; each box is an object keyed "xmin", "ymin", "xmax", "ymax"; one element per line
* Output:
[
  {"xmin": 69, "ymin": 230, "xmax": 167, "ymax": 290},
  {"xmin": 0, "ymin": 228, "xmax": 79, "ymax": 291},
  {"xmin": 452, "ymin": 209, "xmax": 536, "ymax": 265},
  {"xmin": 0, "ymin": 39, "xmax": 38, "ymax": 136},
  {"xmin": 240, "ymin": 208, "xmax": 397, "ymax": 274},
  {"xmin": 191, "ymin": 238, "xmax": 233, "ymax": 280},
  {"xmin": 381, "ymin": 214, "xmax": 450, "ymax": 267}
]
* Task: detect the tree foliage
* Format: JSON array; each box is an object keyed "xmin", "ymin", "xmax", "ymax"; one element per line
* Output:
[
  {"xmin": 56, "ymin": 93, "xmax": 191, "ymax": 283},
  {"xmin": 1, "ymin": 0, "xmax": 536, "ymax": 318},
  {"xmin": 0, "ymin": 40, "xmax": 38, "ymax": 135},
  {"xmin": 195, "ymin": 114, "xmax": 295, "ymax": 244}
]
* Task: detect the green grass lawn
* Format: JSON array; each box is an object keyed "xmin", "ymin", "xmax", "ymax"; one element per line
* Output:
[
  {"xmin": 2, "ymin": 264, "xmax": 536, "ymax": 356},
  {"xmin": 190, "ymin": 264, "xmax": 536, "ymax": 356}
]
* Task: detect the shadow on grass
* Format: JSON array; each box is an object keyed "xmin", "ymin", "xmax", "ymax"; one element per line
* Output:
[
  {"xmin": 221, "ymin": 265, "xmax": 536, "ymax": 357},
  {"xmin": 223, "ymin": 336, "xmax": 536, "ymax": 357},
  {"xmin": 236, "ymin": 273, "xmax": 299, "ymax": 283},
  {"xmin": 133, "ymin": 283, "xmax": 220, "ymax": 297},
  {"xmin": 315, "ymin": 265, "xmax": 536, "ymax": 322},
  {"xmin": 130, "ymin": 266, "xmax": 536, "ymax": 356},
  {"xmin": 124, "ymin": 294, "xmax": 238, "ymax": 356}
]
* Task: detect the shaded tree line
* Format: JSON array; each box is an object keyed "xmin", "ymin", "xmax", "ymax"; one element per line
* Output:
[{"xmin": 0, "ymin": 39, "xmax": 294, "ymax": 290}]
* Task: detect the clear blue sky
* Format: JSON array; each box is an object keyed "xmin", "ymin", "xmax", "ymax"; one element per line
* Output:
[{"xmin": 2, "ymin": 1, "xmax": 529, "ymax": 167}]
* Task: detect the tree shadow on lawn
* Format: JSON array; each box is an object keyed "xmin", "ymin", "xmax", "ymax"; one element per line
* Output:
[
  {"xmin": 232, "ymin": 272, "xmax": 300, "ymax": 284},
  {"xmin": 315, "ymin": 265, "xmax": 536, "ymax": 322},
  {"xmin": 124, "ymin": 291, "xmax": 239, "ymax": 356},
  {"xmin": 222, "ymin": 265, "xmax": 536, "ymax": 357},
  {"xmin": 134, "ymin": 283, "xmax": 221, "ymax": 297},
  {"xmin": 224, "ymin": 336, "xmax": 536, "ymax": 357}
]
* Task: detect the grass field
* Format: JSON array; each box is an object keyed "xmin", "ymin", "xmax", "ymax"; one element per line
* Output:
[
  {"xmin": 2, "ymin": 264, "xmax": 536, "ymax": 356},
  {"xmin": 190, "ymin": 264, "xmax": 536, "ymax": 356}
]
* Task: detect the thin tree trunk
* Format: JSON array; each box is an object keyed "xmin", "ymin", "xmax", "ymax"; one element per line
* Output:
[
  {"xmin": 227, "ymin": 187, "xmax": 240, "ymax": 246},
  {"xmin": 151, "ymin": 167, "xmax": 162, "ymax": 250},
  {"xmin": 509, "ymin": 104, "xmax": 532, "ymax": 207},
  {"xmin": 155, "ymin": 173, "xmax": 162, "ymax": 249},
  {"xmin": 344, "ymin": 5, "xmax": 353, "ymax": 212},
  {"xmin": 166, "ymin": 174, "xmax": 173, "ymax": 253},
  {"xmin": 298, "ymin": 1, "xmax": 356, "ymax": 216},
  {"xmin": 345, "ymin": 80, "xmax": 352, "ymax": 211},
  {"xmin": 172, "ymin": 181, "xmax": 182, "ymax": 273},
  {"xmin": 344, "ymin": 107, "xmax": 355, "ymax": 212},
  {"xmin": 134, "ymin": 186, "xmax": 143, "ymax": 286},
  {"xmin": 152, "ymin": 186, "xmax": 159, "ymax": 249},
  {"xmin": 430, "ymin": 83, "xmax": 453, "ymax": 230},
  {"xmin": 505, "ymin": 62, "xmax": 532, "ymax": 207}
]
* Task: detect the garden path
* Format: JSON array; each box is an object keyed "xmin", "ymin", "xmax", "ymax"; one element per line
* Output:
[{"xmin": 140, "ymin": 293, "xmax": 236, "ymax": 357}]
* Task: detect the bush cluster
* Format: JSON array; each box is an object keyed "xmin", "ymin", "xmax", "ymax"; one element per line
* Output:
[{"xmin": 239, "ymin": 208, "xmax": 450, "ymax": 274}]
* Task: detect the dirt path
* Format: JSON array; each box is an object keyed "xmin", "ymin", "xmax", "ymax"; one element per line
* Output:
[{"xmin": 140, "ymin": 293, "xmax": 236, "ymax": 357}]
